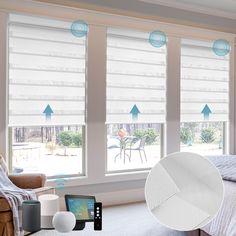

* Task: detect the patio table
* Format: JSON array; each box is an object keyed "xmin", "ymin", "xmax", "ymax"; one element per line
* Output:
[{"xmin": 113, "ymin": 136, "xmax": 135, "ymax": 163}]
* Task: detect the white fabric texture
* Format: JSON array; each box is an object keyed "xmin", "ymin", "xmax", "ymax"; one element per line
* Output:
[
  {"xmin": 153, "ymin": 195, "xmax": 210, "ymax": 230},
  {"xmin": 106, "ymin": 28, "xmax": 166, "ymax": 124},
  {"xmin": 145, "ymin": 152, "xmax": 223, "ymax": 231},
  {"xmin": 145, "ymin": 163, "xmax": 180, "ymax": 210},
  {"xmin": 181, "ymin": 38, "xmax": 229, "ymax": 122},
  {"xmin": 8, "ymin": 14, "xmax": 86, "ymax": 126}
]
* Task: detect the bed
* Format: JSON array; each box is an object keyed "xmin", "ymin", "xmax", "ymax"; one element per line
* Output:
[{"xmin": 187, "ymin": 155, "xmax": 236, "ymax": 236}]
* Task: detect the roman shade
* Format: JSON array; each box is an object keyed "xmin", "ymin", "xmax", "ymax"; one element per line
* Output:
[
  {"xmin": 106, "ymin": 28, "xmax": 166, "ymax": 124},
  {"xmin": 181, "ymin": 39, "xmax": 229, "ymax": 122},
  {"xmin": 8, "ymin": 14, "xmax": 86, "ymax": 126}
]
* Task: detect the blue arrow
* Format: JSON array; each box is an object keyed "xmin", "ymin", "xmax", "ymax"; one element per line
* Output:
[
  {"xmin": 43, "ymin": 104, "xmax": 53, "ymax": 120},
  {"xmin": 201, "ymin": 104, "xmax": 212, "ymax": 121},
  {"xmin": 130, "ymin": 104, "xmax": 141, "ymax": 121}
]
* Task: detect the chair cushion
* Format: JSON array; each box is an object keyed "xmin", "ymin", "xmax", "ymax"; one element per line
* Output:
[{"xmin": 0, "ymin": 198, "xmax": 11, "ymax": 212}]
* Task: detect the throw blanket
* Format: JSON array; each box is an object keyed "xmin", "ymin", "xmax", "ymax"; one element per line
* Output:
[
  {"xmin": 0, "ymin": 168, "xmax": 36, "ymax": 236},
  {"xmin": 208, "ymin": 155, "xmax": 236, "ymax": 182}
]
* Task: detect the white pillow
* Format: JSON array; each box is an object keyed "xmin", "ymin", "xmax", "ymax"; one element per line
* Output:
[{"xmin": 0, "ymin": 155, "xmax": 8, "ymax": 174}]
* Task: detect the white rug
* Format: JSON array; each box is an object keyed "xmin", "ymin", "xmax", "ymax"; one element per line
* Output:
[{"xmin": 33, "ymin": 202, "xmax": 187, "ymax": 236}]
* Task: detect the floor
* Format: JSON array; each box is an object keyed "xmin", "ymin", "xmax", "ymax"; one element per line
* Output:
[{"xmin": 32, "ymin": 202, "xmax": 187, "ymax": 236}]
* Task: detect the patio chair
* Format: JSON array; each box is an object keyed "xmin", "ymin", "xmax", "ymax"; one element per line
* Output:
[
  {"xmin": 107, "ymin": 136, "xmax": 132, "ymax": 163},
  {"xmin": 125, "ymin": 136, "xmax": 147, "ymax": 163},
  {"xmin": 107, "ymin": 136, "xmax": 122, "ymax": 162}
]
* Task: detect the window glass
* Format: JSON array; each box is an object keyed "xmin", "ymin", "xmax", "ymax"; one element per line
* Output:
[
  {"xmin": 180, "ymin": 122, "xmax": 224, "ymax": 156},
  {"xmin": 106, "ymin": 28, "xmax": 166, "ymax": 172},
  {"xmin": 11, "ymin": 126, "xmax": 84, "ymax": 176}
]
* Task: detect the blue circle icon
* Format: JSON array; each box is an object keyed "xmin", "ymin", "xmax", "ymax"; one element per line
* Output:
[
  {"xmin": 149, "ymin": 31, "xmax": 167, "ymax": 48},
  {"xmin": 213, "ymin": 39, "xmax": 230, "ymax": 56},
  {"xmin": 71, "ymin": 20, "xmax": 88, "ymax": 38}
]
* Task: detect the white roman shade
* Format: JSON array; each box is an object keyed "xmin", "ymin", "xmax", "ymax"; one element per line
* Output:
[
  {"xmin": 8, "ymin": 14, "xmax": 86, "ymax": 126},
  {"xmin": 181, "ymin": 39, "xmax": 229, "ymax": 122},
  {"xmin": 106, "ymin": 28, "xmax": 166, "ymax": 124}
]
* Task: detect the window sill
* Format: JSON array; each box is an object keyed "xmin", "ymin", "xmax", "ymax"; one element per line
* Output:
[{"xmin": 46, "ymin": 169, "xmax": 149, "ymax": 188}]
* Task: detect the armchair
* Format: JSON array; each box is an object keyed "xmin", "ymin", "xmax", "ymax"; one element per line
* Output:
[{"xmin": 0, "ymin": 173, "xmax": 54, "ymax": 236}]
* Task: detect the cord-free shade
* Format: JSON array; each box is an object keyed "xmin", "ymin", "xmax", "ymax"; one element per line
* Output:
[
  {"xmin": 181, "ymin": 39, "xmax": 229, "ymax": 122},
  {"xmin": 8, "ymin": 14, "xmax": 86, "ymax": 126},
  {"xmin": 106, "ymin": 28, "xmax": 166, "ymax": 124}
]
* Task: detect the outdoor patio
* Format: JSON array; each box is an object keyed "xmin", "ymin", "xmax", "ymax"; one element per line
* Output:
[
  {"xmin": 12, "ymin": 142, "xmax": 161, "ymax": 176},
  {"xmin": 12, "ymin": 141, "xmax": 222, "ymax": 177}
]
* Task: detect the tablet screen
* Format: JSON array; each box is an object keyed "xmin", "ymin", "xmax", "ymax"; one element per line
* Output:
[{"xmin": 66, "ymin": 196, "xmax": 95, "ymax": 221}]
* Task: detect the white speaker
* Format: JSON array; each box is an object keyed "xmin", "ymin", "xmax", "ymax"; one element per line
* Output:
[
  {"xmin": 53, "ymin": 211, "xmax": 76, "ymax": 233},
  {"xmin": 38, "ymin": 194, "xmax": 59, "ymax": 229}
]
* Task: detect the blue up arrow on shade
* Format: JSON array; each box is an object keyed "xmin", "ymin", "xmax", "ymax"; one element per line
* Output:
[
  {"xmin": 43, "ymin": 104, "xmax": 53, "ymax": 120},
  {"xmin": 201, "ymin": 104, "xmax": 212, "ymax": 121},
  {"xmin": 130, "ymin": 104, "xmax": 141, "ymax": 121}
]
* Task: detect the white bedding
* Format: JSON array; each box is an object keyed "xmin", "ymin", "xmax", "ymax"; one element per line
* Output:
[
  {"xmin": 202, "ymin": 180, "xmax": 236, "ymax": 236},
  {"xmin": 145, "ymin": 153, "xmax": 223, "ymax": 231}
]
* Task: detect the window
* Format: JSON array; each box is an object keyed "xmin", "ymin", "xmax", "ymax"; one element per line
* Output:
[
  {"xmin": 11, "ymin": 126, "xmax": 84, "ymax": 177},
  {"xmin": 106, "ymin": 28, "xmax": 166, "ymax": 172},
  {"xmin": 181, "ymin": 39, "xmax": 229, "ymax": 155},
  {"xmin": 8, "ymin": 14, "xmax": 86, "ymax": 176},
  {"xmin": 1, "ymin": 8, "xmax": 233, "ymax": 186}
]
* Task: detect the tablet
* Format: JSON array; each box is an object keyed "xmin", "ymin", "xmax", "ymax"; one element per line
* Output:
[{"xmin": 65, "ymin": 195, "xmax": 96, "ymax": 222}]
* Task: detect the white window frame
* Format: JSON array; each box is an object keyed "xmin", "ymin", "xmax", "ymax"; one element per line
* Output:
[{"xmin": 0, "ymin": 0, "xmax": 235, "ymax": 189}]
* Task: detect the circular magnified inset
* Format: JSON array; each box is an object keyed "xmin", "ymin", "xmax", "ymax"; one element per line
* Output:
[
  {"xmin": 145, "ymin": 152, "xmax": 223, "ymax": 231},
  {"xmin": 212, "ymin": 39, "xmax": 230, "ymax": 56},
  {"xmin": 71, "ymin": 20, "xmax": 88, "ymax": 38},
  {"xmin": 149, "ymin": 30, "xmax": 167, "ymax": 48}
]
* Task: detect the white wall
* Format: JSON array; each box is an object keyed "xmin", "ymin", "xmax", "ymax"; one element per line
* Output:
[
  {"xmin": 34, "ymin": 0, "xmax": 236, "ymax": 34},
  {"xmin": 0, "ymin": 12, "xmax": 7, "ymax": 161}
]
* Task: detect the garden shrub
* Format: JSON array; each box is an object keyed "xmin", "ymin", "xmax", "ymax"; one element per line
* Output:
[
  {"xmin": 59, "ymin": 131, "xmax": 73, "ymax": 147},
  {"xmin": 72, "ymin": 133, "xmax": 83, "ymax": 147},
  {"xmin": 59, "ymin": 131, "xmax": 73, "ymax": 155},
  {"xmin": 201, "ymin": 128, "xmax": 215, "ymax": 143},
  {"xmin": 180, "ymin": 127, "xmax": 192, "ymax": 144},
  {"xmin": 134, "ymin": 129, "xmax": 158, "ymax": 145}
]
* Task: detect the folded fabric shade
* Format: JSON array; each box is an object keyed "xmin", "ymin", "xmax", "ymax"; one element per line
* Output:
[{"xmin": 145, "ymin": 152, "xmax": 223, "ymax": 231}]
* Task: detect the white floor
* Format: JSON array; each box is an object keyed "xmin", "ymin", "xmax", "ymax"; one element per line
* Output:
[{"xmin": 32, "ymin": 203, "xmax": 187, "ymax": 236}]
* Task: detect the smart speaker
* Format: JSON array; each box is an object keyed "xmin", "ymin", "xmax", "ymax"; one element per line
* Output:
[
  {"xmin": 38, "ymin": 194, "xmax": 59, "ymax": 229},
  {"xmin": 52, "ymin": 211, "xmax": 76, "ymax": 233},
  {"xmin": 22, "ymin": 200, "xmax": 41, "ymax": 233}
]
